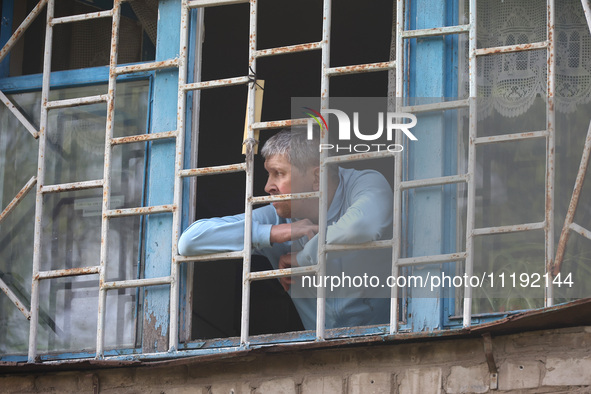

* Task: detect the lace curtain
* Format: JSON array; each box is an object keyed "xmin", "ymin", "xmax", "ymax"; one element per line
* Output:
[{"xmin": 465, "ymin": 0, "xmax": 591, "ymax": 118}]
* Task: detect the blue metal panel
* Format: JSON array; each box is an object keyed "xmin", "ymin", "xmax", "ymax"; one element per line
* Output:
[
  {"xmin": 0, "ymin": 0, "xmax": 14, "ymax": 78},
  {"xmin": 142, "ymin": 0, "xmax": 181, "ymax": 353},
  {"xmin": 406, "ymin": 0, "xmax": 448, "ymax": 332}
]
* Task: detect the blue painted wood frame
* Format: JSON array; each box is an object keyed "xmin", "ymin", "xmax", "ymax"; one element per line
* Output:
[
  {"xmin": 406, "ymin": 0, "xmax": 448, "ymax": 332},
  {"xmin": 142, "ymin": 0, "xmax": 180, "ymax": 353}
]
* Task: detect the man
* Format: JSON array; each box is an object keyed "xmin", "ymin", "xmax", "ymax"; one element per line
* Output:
[{"xmin": 178, "ymin": 128, "xmax": 393, "ymax": 330}]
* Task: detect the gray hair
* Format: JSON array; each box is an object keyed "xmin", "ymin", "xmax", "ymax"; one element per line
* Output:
[{"xmin": 261, "ymin": 128, "xmax": 319, "ymax": 173}]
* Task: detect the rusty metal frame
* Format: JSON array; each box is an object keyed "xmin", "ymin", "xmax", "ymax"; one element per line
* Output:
[{"xmin": 0, "ymin": 0, "xmax": 575, "ymax": 363}]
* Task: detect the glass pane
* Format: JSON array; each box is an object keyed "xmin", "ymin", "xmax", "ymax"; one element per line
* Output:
[{"xmin": 0, "ymin": 80, "xmax": 148, "ymax": 355}]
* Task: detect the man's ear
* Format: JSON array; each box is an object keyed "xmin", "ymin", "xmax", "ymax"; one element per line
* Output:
[{"xmin": 313, "ymin": 166, "xmax": 320, "ymax": 191}]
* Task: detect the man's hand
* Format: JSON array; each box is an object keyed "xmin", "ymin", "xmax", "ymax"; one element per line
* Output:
[
  {"xmin": 278, "ymin": 253, "xmax": 298, "ymax": 291},
  {"xmin": 270, "ymin": 219, "xmax": 318, "ymax": 244}
]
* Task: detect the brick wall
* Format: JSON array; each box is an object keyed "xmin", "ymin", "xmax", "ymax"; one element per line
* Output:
[{"xmin": 2, "ymin": 326, "xmax": 591, "ymax": 393}]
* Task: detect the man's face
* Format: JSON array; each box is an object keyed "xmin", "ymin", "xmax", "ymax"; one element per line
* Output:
[{"xmin": 264, "ymin": 154, "xmax": 318, "ymax": 219}]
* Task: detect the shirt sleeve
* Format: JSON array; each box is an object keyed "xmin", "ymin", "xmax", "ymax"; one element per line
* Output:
[
  {"xmin": 177, "ymin": 205, "xmax": 280, "ymax": 256},
  {"xmin": 296, "ymin": 170, "xmax": 394, "ymax": 267}
]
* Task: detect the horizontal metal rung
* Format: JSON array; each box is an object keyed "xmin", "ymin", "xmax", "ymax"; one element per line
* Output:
[
  {"xmin": 41, "ymin": 179, "xmax": 103, "ymax": 194},
  {"xmin": 105, "ymin": 204, "xmax": 175, "ymax": 218},
  {"xmin": 175, "ymin": 251, "xmax": 244, "ymax": 263},
  {"xmin": 401, "ymin": 99, "xmax": 470, "ymax": 113},
  {"xmin": 111, "ymin": 130, "xmax": 177, "ymax": 145},
  {"xmin": 248, "ymin": 265, "xmax": 318, "ymax": 281},
  {"xmin": 255, "ymin": 42, "xmax": 322, "ymax": 58},
  {"xmin": 179, "ymin": 163, "xmax": 246, "ymax": 178},
  {"xmin": 401, "ymin": 24, "xmax": 470, "ymax": 38},
  {"xmin": 323, "ymin": 151, "xmax": 396, "ymax": 164},
  {"xmin": 115, "ymin": 59, "xmax": 179, "ymax": 75},
  {"xmin": 45, "ymin": 94, "xmax": 108, "ymax": 109},
  {"xmin": 36, "ymin": 266, "xmax": 101, "ymax": 280},
  {"xmin": 50, "ymin": 10, "xmax": 113, "ymax": 25},
  {"xmin": 252, "ymin": 118, "xmax": 308, "ymax": 130},
  {"xmin": 102, "ymin": 277, "xmax": 172, "ymax": 290},
  {"xmin": 474, "ymin": 130, "xmax": 549, "ymax": 145},
  {"xmin": 184, "ymin": 76, "xmax": 250, "ymax": 91},
  {"xmin": 324, "ymin": 239, "xmax": 393, "ymax": 252},
  {"xmin": 400, "ymin": 174, "xmax": 469, "ymax": 190},
  {"xmin": 475, "ymin": 41, "xmax": 549, "ymax": 56},
  {"xmin": 326, "ymin": 61, "xmax": 396, "ymax": 76},
  {"xmin": 188, "ymin": 0, "xmax": 248, "ymax": 8},
  {"xmin": 397, "ymin": 252, "xmax": 467, "ymax": 267},
  {"xmin": 251, "ymin": 192, "xmax": 319, "ymax": 205},
  {"xmin": 569, "ymin": 223, "xmax": 591, "ymax": 241},
  {"xmin": 472, "ymin": 221, "xmax": 545, "ymax": 236}
]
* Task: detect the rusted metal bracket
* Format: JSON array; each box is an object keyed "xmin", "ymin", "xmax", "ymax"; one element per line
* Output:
[{"xmin": 482, "ymin": 332, "xmax": 498, "ymax": 390}]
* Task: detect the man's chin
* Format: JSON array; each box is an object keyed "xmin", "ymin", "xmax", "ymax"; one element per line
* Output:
[{"xmin": 272, "ymin": 203, "xmax": 291, "ymax": 219}]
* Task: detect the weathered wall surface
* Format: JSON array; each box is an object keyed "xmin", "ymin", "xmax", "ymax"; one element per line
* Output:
[{"xmin": 1, "ymin": 326, "xmax": 591, "ymax": 393}]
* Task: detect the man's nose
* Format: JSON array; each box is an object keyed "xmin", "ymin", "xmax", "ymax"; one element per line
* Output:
[{"xmin": 264, "ymin": 178, "xmax": 276, "ymax": 194}]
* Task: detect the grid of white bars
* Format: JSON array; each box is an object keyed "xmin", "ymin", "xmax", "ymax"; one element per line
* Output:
[{"xmin": 2, "ymin": 0, "xmax": 591, "ymax": 362}]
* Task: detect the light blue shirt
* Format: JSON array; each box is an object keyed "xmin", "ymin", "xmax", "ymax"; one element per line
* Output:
[{"xmin": 178, "ymin": 167, "xmax": 394, "ymax": 330}]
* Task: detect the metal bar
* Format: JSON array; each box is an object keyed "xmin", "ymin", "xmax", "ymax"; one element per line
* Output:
[
  {"xmin": 390, "ymin": 0, "xmax": 404, "ymax": 335},
  {"xmin": 582, "ymin": 0, "xmax": 591, "ymax": 35},
  {"xmin": 169, "ymin": 0, "xmax": 190, "ymax": 353},
  {"xmin": 398, "ymin": 252, "xmax": 467, "ymax": 267},
  {"xmin": 250, "ymin": 192, "xmax": 319, "ymax": 205},
  {"xmin": 248, "ymin": 265, "xmax": 319, "ymax": 281},
  {"xmin": 400, "ymin": 174, "xmax": 468, "ymax": 190},
  {"xmin": 0, "ymin": 89, "xmax": 39, "ymax": 138},
  {"xmin": 474, "ymin": 130, "xmax": 548, "ymax": 145},
  {"xmin": 239, "ymin": 0, "xmax": 258, "ymax": 348},
  {"xmin": 570, "ymin": 222, "xmax": 591, "ymax": 241},
  {"xmin": 45, "ymin": 94, "xmax": 108, "ymax": 109},
  {"xmin": 29, "ymin": 0, "xmax": 54, "ymax": 363},
  {"xmin": 97, "ymin": 0, "xmax": 121, "ymax": 360},
  {"xmin": 324, "ymin": 239, "xmax": 394, "ymax": 252},
  {"xmin": 115, "ymin": 59, "xmax": 180, "ymax": 75},
  {"xmin": 463, "ymin": 0, "xmax": 477, "ymax": 329},
  {"xmin": 36, "ymin": 266, "xmax": 101, "ymax": 280},
  {"xmin": 0, "ymin": 276, "xmax": 31, "ymax": 320},
  {"xmin": 111, "ymin": 130, "xmax": 178, "ymax": 145},
  {"xmin": 0, "ymin": 176, "xmax": 37, "ymax": 226},
  {"xmin": 553, "ymin": 121, "xmax": 591, "ymax": 275},
  {"xmin": 472, "ymin": 221, "xmax": 545, "ymax": 236},
  {"xmin": 102, "ymin": 277, "xmax": 172, "ymax": 290},
  {"xmin": 175, "ymin": 251, "xmax": 244, "ymax": 263},
  {"xmin": 474, "ymin": 41, "xmax": 548, "ymax": 57},
  {"xmin": 401, "ymin": 98, "xmax": 470, "ymax": 113},
  {"xmin": 40, "ymin": 179, "xmax": 103, "ymax": 194},
  {"xmin": 545, "ymin": 0, "xmax": 556, "ymax": 307},
  {"xmin": 326, "ymin": 61, "xmax": 396, "ymax": 76},
  {"xmin": 323, "ymin": 150, "xmax": 397, "ymax": 164},
  {"xmin": 315, "ymin": 0, "xmax": 332, "ymax": 342},
  {"xmin": 401, "ymin": 24, "xmax": 470, "ymax": 38},
  {"xmin": 50, "ymin": 10, "xmax": 114, "ymax": 25},
  {"xmin": 179, "ymin": 163, "xmax": 247, "ymax": 178},
  {"xmin": 188, "ymin": 0, "xmax": 249, "ymax": 8},
  {"xmin": 254, "ymin": 42, "xmax": 322, "ymax": 58},
  {"xmin": 251, "ymin": 118, "xmax": 308, "ymax": 130},
  {"xmin": 0, "ymin": 0, "xmax": 48, "ymax": 64},
  {"xmin": 183, "ymin": 76, "xmax": 250, "ymax": 91},
  {"xmin": 104, "ymin": 204, "xmax": 175, "ymax": 218}
]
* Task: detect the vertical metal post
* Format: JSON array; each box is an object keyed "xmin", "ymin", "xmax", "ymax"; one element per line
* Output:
[
  {"xmin": 545, "ymin": 0, "xmax": 556, "ymax": 307},
  {"xmin": 170, "ymin": 0, "xmax": 190, "ymax": 352},
  {"xmin": 315, "ymin": 0, "xmax": 332, "ymax": 341},
  {"xmin": 97, "ymin": 0, "xmax": 121, "ymax": 359},
  {"xmin": 390, "ymin": 0, "xmax": 404, "ymax": 335},
  {"xmin": 463, "ymin": 0, "xmax": 477, "ymax": 328},
  {"xmin": 28, "ymin": 0, "xmax": 54, "ymax": 363},
  {"xmin": 240, "ymin": 0, "xmax": 258, "ymax": 347}
]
